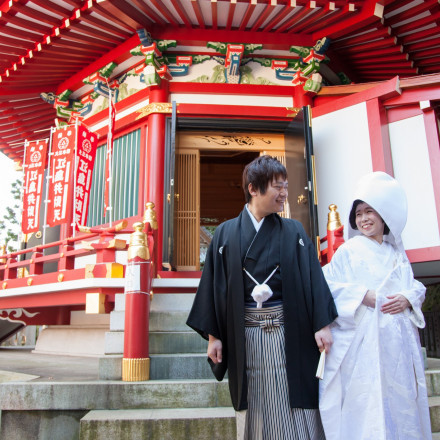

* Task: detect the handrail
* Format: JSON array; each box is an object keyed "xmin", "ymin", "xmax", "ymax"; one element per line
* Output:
[
  {"xmin": 0, "ymin": 207, "xmax": 157, "ymax": 285},
  {"xmin": 0, "ymin": 233, "xmax": 100, "ymax": 261}
]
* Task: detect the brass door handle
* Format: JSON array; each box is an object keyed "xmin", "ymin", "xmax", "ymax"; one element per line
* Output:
[
  {"xmin": 167, "ymin": 194, "xmax": 180, "ymax": 203},
  {"xmin": 297, "ymin": 194, "xmax": 308, "ymax": 205}
]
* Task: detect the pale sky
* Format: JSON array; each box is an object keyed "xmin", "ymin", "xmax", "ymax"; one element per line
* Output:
[{"xmin": 0, "ymin": 152, "xmax": 22, "ymax": 220}]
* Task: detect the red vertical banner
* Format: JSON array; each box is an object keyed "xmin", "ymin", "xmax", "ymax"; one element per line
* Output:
[
  {"xmin": 46, "ymin": 127, "xmax": 76, "ymax": 227},
  {"xmin": 104, "ymin": 96, "xmax": 116, "ymax": 217},
  {"xmin": 74, "ymin": 126, "xmax": 97, "ymax": 226},
  {"xmin": 21, "ymin": 139, "xmax": 48, "ymax": 234}
]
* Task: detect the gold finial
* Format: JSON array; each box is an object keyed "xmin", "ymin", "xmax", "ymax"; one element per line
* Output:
[
  {"xmin": 0, "ymin": 244, "xmax": 6, "ymax": 264},
  {"xmin": 143, "ymin": 202, "xmax": 158, "ymax": 230},
  {"xmin": 128, "ymin": 222, "xmax": 150, "ymax": 260},
  {"xmin": 327, "ymin": 204, "xmax": 342, "ymax": 231}
]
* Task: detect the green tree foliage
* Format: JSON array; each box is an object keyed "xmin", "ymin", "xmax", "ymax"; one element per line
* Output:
[{"xmin": 0, "ymin": 179, "xmax": 22, "ymax": 253}]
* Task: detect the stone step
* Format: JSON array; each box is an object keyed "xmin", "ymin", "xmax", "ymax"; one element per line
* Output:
[
  {"xmin": 110, "ymin": 310, "xmax": 193, "ymax": 332},
  {"xmin": 150, "ymin": 353, "xmax": 214, "ymax": 380},
  {"xmin": 80, "ymin": 407, "xmax": 236, "ymax": 440},
  {"xmin": 105, "ymin": 330, "xmax": 207, "ymax": 355},
  {"xmin": 0, "ymin": 379, "xmax": 232, "ymax": 410},
  {"xmin": 430, "ymin": 395, "xmax": 440, "ymax": 433},
  {"xmin": 150, "ymin": 310, "xmax": 193, "ymax": 332},
  {"xmin": 150, "ymin": 331, "xmax": 207, "ymax": 354},
  {"xmin": 426, "ymin": 369, "xmax": 440, "ymax": 397}
]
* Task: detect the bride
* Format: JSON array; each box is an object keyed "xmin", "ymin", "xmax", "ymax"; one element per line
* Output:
[{"xmin": 319, "ymin": 172, "xmax": 431, "ymax": 440}]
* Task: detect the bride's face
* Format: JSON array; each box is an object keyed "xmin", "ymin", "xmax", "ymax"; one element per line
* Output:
[{"xmin": 355, "ymin": 202, "xmax": 385, "ymax": 244}]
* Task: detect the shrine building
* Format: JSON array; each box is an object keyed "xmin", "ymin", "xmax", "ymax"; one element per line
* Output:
[{"xmin": 0, "ymin": 0, "xmax": 439, "ymax": 363}]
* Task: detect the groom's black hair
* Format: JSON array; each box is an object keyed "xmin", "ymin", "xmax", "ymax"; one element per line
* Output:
[{"xmin": 242, "ymin": 155, "xmax": 287, "ymax": 203}]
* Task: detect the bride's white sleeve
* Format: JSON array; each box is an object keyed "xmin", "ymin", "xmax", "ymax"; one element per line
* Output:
[{"xmin": 323, "ymin": 245, "xmax": 368, "ymax": 329}]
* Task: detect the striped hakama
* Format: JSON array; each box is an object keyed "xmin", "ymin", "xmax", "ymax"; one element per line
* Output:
[{"xmin": 236, "ymin": 303, "xmax": 326, "ymax": 440}]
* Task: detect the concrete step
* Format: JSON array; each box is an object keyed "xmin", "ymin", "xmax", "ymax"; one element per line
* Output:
[
  {"xmin": 150, "ymin": 331, "xmax": 207, "ymax": 354},
  {"xmin": 110, "ymin": 310, "xmax": 193, "ymax": 332},
  {"xmin": 80, "ymin": 407, "xmax": 236, "ymax": 440},
  {"xmin": 150, "ymin": 310, "xmax": 193, "ymax": 332},
  {"xmin": 150, "ymin": 353, "xmax": 213, "ymax": 380},
  {"xmin": 34, "ymin": 326, "xmax": 108, "ymax": 356},
  {"xmin": 0, "ymin": 379, "xmax": 232, "ymax": 410},
  {"xmin": 426, "ymin": 369, "xmax": 440, "ymax": 397},
  {"xmin": 430, "ymin": 395, "xmax": 440, "ymax": 433},
  {"xmin": 104, "ymin": 330, "xmax": 207, "ymax": 355}
]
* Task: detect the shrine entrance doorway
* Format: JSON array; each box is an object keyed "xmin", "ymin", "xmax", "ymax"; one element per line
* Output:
[{"xmin": 163, "ymin": 113, "xmax": 317, "ymax": 271}]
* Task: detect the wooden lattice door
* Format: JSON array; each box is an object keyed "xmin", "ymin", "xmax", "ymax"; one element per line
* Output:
[{"xmin": 174, "ymin": 149, "xmax": 200, "ymax": 270}]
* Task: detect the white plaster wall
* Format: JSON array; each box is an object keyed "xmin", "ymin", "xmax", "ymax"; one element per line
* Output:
[
  {"xmin": 170, "ymin": 92, "xmax": 293, "ymax": 107},
  {"xmin": 312, "ymin": 103, "xmax": 373, "ymax": 239},
  {"xmin": 389, "ymin": 115, "xmax": 440, "ymax": 250}
]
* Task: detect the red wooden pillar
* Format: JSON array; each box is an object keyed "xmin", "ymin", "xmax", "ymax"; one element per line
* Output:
[
  {"xmin": 145, "ymin": 84, "xmax": 169, "ymax": 272},
  {"xmin": 122, "ymin": 221, "xmax": 153, "ymax": 381},
  {"xmin": 293, "ymin": 87, "xmax": 314, "ymax": 108}
]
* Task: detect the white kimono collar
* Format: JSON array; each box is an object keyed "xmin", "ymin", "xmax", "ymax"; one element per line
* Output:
[{"xmin": 245, "ymin": 204, "xmax": 265, "ymax": 232}]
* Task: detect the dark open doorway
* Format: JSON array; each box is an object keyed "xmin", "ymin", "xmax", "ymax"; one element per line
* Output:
[
  {"xmin": 199, "ymin": 150, "xmax": 259, "ymax": 267},
  {"xmin": 200, "ymin": 150, "xmax": 259, "ymax": 226}
]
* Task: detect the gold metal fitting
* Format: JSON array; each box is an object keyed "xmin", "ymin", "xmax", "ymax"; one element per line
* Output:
[
  {"xmin": 128, "ymin": 222, "xmax": 149, "ymax": 260},
  {"xmin": 2, "ymin": 282, "xmax": 7, "ymax": 289},
  {"xmin": 122, "ymin": 357, "xmax": 150, "ymax": 381},
  {"xmin": 143, "ymin": 202, "xmax": 158, "ymax": 230},
  {"xmin": 58, "ymin": 273, "xmax": 64, "ymax": 282},
  {"xmin": 77, "ymin": 224, "xmax": 92, "ymax": 233},
  {"xmin": 115, "ymin": 220, "xmax": 128, "ymax": 232},
  {"xmin": 327, "ymin": 204, "xmax": 342, "ymax": 231},
  {"xmin": 27, "ymin": 278, "xmax": 33, "ymax": 286}
]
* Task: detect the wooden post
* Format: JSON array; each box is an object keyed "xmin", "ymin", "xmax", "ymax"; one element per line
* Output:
[{"xmin": 122, "ymin": 221, "xmax": 152, "ymax": 381}]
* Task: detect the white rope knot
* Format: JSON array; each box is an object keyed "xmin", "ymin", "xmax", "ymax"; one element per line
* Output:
[{"xmin": 243, "ymin": 265, "xmax": 279, "ymax": 308}]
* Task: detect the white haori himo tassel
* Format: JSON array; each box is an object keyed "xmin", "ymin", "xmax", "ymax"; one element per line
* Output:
[{"xmin": 243, "ymin": 265, "xmax": 279, "ymax": 308}]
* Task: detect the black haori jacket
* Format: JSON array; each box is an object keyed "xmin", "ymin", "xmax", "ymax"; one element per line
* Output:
[{"xmin": 186, "ymin": 209, "xmax": 337, "ymax": 411}]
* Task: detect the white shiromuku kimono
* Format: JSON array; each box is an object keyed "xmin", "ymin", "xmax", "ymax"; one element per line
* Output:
[{"xmin": 320, "ymin": 236, "xmax": 431, "ymax": 439}]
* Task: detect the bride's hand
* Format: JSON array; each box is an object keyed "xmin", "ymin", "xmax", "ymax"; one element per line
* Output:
[{"xmin": 381, "ymin": 294, "xmax": 410, "ymax": 314}]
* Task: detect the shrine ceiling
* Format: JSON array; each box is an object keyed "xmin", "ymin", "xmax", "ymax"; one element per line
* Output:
[{"xmin": 0, "ymin": 0, "xmax": 439, "ymax": 159}]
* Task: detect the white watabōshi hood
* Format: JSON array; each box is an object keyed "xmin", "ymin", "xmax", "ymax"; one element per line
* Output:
[{"xmin": 347, "ymin": 172, "xmax": 408, "ymax": 252}]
